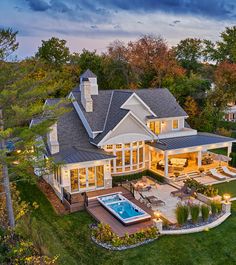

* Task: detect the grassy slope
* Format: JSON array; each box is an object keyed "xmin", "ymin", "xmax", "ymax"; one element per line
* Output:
[
  {"xmin": 214, "ymin": 180, "xmax": 236, "ymax": 197},
  {"xmin": 17, "ymin": 181, "xmax": 236, "ymax": 265}
]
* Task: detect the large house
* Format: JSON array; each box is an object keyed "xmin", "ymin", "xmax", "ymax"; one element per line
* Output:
[
  {"xmin": 224, "ymin": 101, "xmax": 236, "ymax": 122},
  {"xmin": 32, "ymin": 69, "xmax": 234, "ymax": 209}
]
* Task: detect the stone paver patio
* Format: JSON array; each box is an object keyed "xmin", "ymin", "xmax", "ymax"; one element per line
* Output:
[{"xmin": 134, "ymin": 183, "xmax": 203, "ymax": 223}]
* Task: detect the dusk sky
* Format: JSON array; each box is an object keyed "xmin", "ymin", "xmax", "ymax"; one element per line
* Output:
[{"xmin": 1, "ymin": 0, "xmax": 236, "ymax": 58}]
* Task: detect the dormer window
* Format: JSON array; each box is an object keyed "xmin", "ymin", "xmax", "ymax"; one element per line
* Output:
[
  {"xmin": 149, "ymin": 121, "xmax": 161, "ymax": 135},
  {"xmin": 172, "ymin": 119, "xmax": 179, "ymax": 130}
]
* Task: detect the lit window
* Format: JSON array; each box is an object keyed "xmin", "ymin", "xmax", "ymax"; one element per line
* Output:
[
  {"xmin": 173, "ymin": 120, "xmax": 179, "ymax": 130},
  {"xmin": 148, "ymin": 121, "xmax": 160, "ymax": 134},
  {"xmin": 70, "ymin": 169, "xmax": 79, "ymax": 191},
  {"xmin": 124, "ymin": 143, "xmax": 130, "ymax": 148},
  {"xmin": 116, "ymin": 144, "xmax": 122, "ymax": 149},
  {"xmin": 106, "ymin": 144, "xmax": 113, "ymax": 150},
  {"xmin": 132, "ymin": 142, "xmax": 138, "ymax": 148}
]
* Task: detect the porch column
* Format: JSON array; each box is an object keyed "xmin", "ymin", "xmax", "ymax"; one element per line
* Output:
[
  {"xmin": 197, "ymin": 151, "xmax": 202, "ymax": 168},
  {"xmin": 228, "ymin": 143, "xmax": 232, "ymax": 157},
  {"xmin": 164, "ymin": 151, "xmax": 169, "ymax": 177}
]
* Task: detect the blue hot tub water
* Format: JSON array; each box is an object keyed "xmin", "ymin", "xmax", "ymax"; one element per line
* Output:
[
  {"xmin": 98, "ymin": 193, "xmax": 150, "ymax": 223},
  {"xmin": 109, "ymin": 201, "xmax": 143, "ymax": 219}
]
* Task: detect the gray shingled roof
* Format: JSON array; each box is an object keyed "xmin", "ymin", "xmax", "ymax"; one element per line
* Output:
[
  {"xmin": 52, "ymin": 103, "xmax": 114, "ymax": 163},
  {"xmin": 72, "ymin": 90, "xmax": 113, "ymax": 131},
  {"xmin": 147, "ymin": 133, "xmax": 235, "ymax": 151},
  {"xmin": 80, "ymin": 69, "xmax": 97, "ymax": 78},
  {"xmin": 134, "ymin": 89, "xmax": 187, "ymax": 119},
  {"xmin": 72, "ymin": 88, "xmax": 187, "ymax": 134},
  {"xmin": 91, "ymin": 91, "xmax": 131, "ymax": 144}
]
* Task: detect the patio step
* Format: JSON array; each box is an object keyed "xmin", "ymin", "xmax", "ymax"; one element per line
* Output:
[{"xmin": 87, "ymin": 198, "xmax": 100, "ymax": 208}]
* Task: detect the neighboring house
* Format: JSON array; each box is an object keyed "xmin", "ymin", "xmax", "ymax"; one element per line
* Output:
[
  {"xmin": 224, "ymin": 102, "xmax": 236, "ymax": 122},
  {"xmin": 31, "ymin": 69, "xmax": 234, "ymax": 209}
]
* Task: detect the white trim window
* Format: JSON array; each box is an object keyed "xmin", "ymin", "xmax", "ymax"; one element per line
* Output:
[
  {"xmin": 104, "ymin": 141, "xmax": 144, "ymax": 174},
  {"xmin": 172, "ymin": 119, "xmax": 179, "ymax": 130},
  {"xmin": 70, "ymin": 165, "xmax": 104, "ymax": 192}
]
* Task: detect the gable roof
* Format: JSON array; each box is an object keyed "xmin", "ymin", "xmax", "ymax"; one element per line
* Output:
[
  {"xmin": 71, "ymin": 88, "xmax": 187, "ymax": 135},
  {"xmin": 80, "ymin": 69, "xmax": 97, "ymax": 78}
]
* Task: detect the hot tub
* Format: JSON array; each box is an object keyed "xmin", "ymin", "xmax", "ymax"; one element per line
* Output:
[{"xmin": 97, "ymin": 193, "xmax": 151, "ymax": 225}]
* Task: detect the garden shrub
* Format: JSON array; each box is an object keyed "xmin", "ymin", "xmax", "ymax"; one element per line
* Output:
[
  {"xmin": 184, "ymin": 178, "xmax": 218, "ymax": 197},
  {"xmin": 189, "ymin": 204, "xmax": 200, "ymax": 224},
  {"xmin": 92, "ymin": 223, "xmax": 159, "ymax": 247},
  {"xmin": 112, "ymin": 170, "xmax": 164, "ymax": 186},
  {"xmin": 210, "ymin": 201, "xmax": 222, "ymax": 216},
  {"xmin": 175, "ymin": 203, "xmax": 189, "ymax": 226},
  {"xmin": 201, "ymin": 204, "xmax": 210, "ymax": 221}
]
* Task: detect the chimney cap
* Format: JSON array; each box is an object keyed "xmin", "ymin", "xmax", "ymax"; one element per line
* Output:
[{"xmin": 80, "ymin": 69, "xmax": 97, "ymax": 78}]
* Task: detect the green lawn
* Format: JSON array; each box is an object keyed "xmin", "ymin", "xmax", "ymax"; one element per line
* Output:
[
  {"xmin": 208, "ymin": 147, "xmax": 228, "ymax": 156},
  {"xmin": 17, "ymin": 181, "xmax": 236, "ymax": 265},
  {"xmin": 214, "ymin": 180, "xmax": 236, "ymax": 198}
]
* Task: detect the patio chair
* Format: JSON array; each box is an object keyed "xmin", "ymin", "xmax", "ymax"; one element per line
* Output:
[
  {"xmin": 209, "ymin": 169, "xmax": 226, "ymax": 180},
  {"xmin": 179, "ymin": 187, "xmax": 197, "ymax": 200},
  {"xmin": 170, "ymin": 184, "xmax": 188, "ymax": 197},
  {"xmin": 146, "ymin": 196, "xmax": 165, "ymax": 207},
  {"xmin": 221, "ymin": 166, "xmax": 236, "ymax": 178},
  {"xmin": 138, "ymin": 192, "xmax": 151, "ymax": 207}
]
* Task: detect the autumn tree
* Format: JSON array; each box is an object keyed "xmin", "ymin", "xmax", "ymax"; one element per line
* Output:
[
  {"xmin": 36, "ymin": 37, "xmax": 70, "ymax": 67},
  {"xmin": 184, "ymin": 96, "xmax": 199, "ymax": 128},
  {"xmin": 126, "ymin": 35, "xmax": 185, "ymax": 88},
  {"xmin": 211, "ymin": 62, "xmax": 236, "ymax": 111}
]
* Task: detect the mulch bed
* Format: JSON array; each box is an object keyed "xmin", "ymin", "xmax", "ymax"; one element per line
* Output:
[{"xmin": 37, "ymin": 179, "xmax": 69, "ymax": 215}]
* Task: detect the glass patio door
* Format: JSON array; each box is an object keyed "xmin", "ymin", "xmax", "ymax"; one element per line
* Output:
[{"xmin": 88, "ymin": 167, "xmax": 96, "ymax": 188}]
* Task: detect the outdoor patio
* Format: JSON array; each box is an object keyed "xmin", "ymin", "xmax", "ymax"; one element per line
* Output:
[{"xmin": 133, "ymin": 180, "xmax": 204, "ymax": 223}]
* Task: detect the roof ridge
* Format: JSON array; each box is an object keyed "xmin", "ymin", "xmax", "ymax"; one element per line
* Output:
[{"xmin": 102, "ymin": 90, "xmax": 114, "ymax": 132}]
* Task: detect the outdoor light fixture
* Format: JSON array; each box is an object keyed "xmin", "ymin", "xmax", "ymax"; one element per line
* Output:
[
  {"xmin": 154, "ymin": 211, "xmax": 161, "ymax": 219},
  {"xmin": 223, "ymin": 194, "xmax": 231, "ymax": 203}
]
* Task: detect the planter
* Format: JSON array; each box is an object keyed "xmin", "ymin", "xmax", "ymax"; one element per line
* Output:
[{"xmin": 197, "ymin": 193, "xmax": 222, "ymax": 205}]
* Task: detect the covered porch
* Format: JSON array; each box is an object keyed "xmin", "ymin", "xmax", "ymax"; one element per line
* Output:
[{"xmin": 147, "ymin": 133, "xmax": 234, "ymax": 180}]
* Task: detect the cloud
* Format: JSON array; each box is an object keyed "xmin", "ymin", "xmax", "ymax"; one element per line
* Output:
[{"xmin": 25, "ymin": 0, "xmax": 50, "ymax": 12}]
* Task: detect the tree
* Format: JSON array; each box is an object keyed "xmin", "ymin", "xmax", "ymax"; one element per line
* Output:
[
  {"xmin": 183, "ymin": 96, "xmax": 199, "ymax": 128},
  {"xmin": 0, "ymin": 28, "xmax": 18, "ymax": 60},
  {"xmin": 168, "ymin": 73, "xmax": 211, "ymax": 105},
  {"xmin": 0, "ymin": 58, "xmax": 67, "ymax": 227},
  {"xmin": 126, "ymin": 35, "xmax": 185, "ymax": 88},
  {"xmin": 36, "ymin": 37, "xmax": 70, "ymax": 67},
  {"xmin": 206, "ymin": 26, "xmax": 236, "ymax": 63},
  {"xmin": 173, "ymin": 38, "xmax": 205, "ymax": 74},
  {"xmin": 211, "ymin": 62, "xmax": 236, "ymax": 111}
]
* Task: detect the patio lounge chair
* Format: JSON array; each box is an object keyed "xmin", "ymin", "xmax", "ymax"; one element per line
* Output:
[
  {"xmin": 170, "ymin": 184, "xmax": 188, "ymax": 197},
  {"xmin": 146, "ymin": 195, "xmax": 165, "ymax": 206},
  {"xmin": 179, "ymin": 187, "xmax": 197, "ymax": 200},
  {"xmin": 221, "ymin": 166, "xmax": 236, "ymax": 177},
  {"xmin": 138, "ymin": 192, "xmax": 151, "ymax": 207},
  {"xmin": 209, "ymin": 169, "xmax": 226, "ymax": 180}
]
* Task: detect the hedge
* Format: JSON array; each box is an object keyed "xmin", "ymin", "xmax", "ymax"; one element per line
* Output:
[
  {"xmin": 112, "ymin": 169, "xmax": 164, "ymax": 186},
  {"xmin": 218, "ymin": 121, "xmax": 236, "ymax": 131}
]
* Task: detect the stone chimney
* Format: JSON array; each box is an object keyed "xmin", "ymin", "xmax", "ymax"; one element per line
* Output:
[
  {"xmin": 47, "ymin": 123, "xmax": 59, "ymax": 154},
  {"xmin": 80, "ymin": 78, "xmax": 93, "ymax": 112},
  {"xmin": 79, "ymin": 69, "xmax": 98, "ymax": 112}
]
